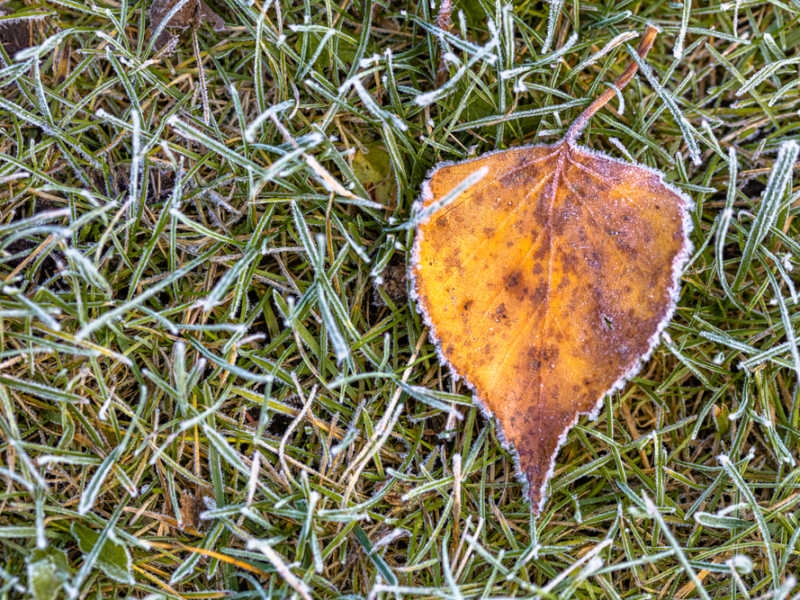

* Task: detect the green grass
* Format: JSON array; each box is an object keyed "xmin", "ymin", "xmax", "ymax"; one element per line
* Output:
[{"xmin": 0, "ymin": 0, "xmax": 799, "ymax": 598}]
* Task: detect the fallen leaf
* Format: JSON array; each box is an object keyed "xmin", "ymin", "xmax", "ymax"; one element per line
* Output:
[
  {"xmin": 411, "ymin": 26, "xmax": 692, "ymax": 514},
  {"xmin": 149, "ymin": 0, "xmax": 225, "ymax": 53}
]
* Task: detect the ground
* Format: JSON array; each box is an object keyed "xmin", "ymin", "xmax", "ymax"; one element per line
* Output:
[{"xmin": 0, "ymin": 0, "xmax": 799, "ymax": 599}]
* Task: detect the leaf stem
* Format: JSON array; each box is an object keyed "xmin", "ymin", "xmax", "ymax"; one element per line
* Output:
[{"xmin": 564, "ymin": 25, "xmax": 659, "ymax": 145}]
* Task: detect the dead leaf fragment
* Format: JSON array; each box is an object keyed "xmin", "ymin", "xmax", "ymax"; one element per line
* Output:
[
  {"xmin": 149, "ymin": 0, "xmax": 225, "ymax": 52},
  {"xmin": 411, "ymin": 26, "xmax": 692, "ymax": 514},
  {"xmin": 179, "ymin": 488, "xmax": 213, "ymax": 530},
  {"xmin": 434, "ymin": 0, "xmax": 453, "ymax": 87},
  {"xmin": 56, "ymin": 44, "xmax": 70, "ymax": 84}
]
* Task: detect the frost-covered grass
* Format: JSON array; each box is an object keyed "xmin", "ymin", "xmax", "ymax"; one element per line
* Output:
[{"xmin": 0, "ymin": 0, "xmax": 799, "ymax": 599}]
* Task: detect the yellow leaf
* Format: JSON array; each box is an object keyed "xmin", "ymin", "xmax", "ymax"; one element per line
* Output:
[{"xmin": 411, "ymin": 26, "xmax": 692, "ymax": 513}]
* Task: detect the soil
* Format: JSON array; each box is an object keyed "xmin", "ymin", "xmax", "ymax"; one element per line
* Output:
[
  {"xmin": 0, "ymin": 16, "xmax": 32, "ymax": 57},
  {"xmin": 149, "ymin": 0, "xmax": 225, "ymax": 53},
  {"xmin": 375, "ymin": 264, "xmax": 407, "ymax": 305}
]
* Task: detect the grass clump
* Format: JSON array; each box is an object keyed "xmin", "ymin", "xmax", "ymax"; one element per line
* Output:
[{"xmin": 0, "ymin": 0, "xmax": 799, "ymax": 599}]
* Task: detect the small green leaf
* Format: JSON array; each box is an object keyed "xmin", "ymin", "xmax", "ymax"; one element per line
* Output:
[
  {"xmin": 27, "ymin": 547, "xmax": 71, "ymax": 600},
  {"xmin": 353, "ymin": 144, "xmax": 394, "ymax": 206},
  {"xmin": 70, "ymin": 523, "xmax": 133, "ymax": 584}
]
